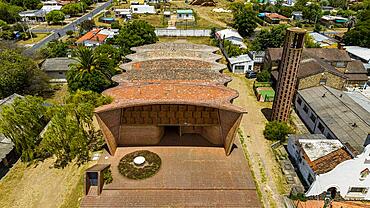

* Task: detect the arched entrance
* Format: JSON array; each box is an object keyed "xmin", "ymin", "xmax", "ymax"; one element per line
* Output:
[{"xmin": 327, "ymin": 187, "xmax": 337, "ymax": 199}]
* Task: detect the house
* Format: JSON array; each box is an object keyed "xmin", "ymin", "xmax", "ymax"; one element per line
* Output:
[
  {"xmin": 79, "ymin": 42, "xmax": 260, "ymax": 207},
  {"xmin": 306, "ymin": 144, "xmax": 370, "ymax": 200},
  {"xmin": 76, "ymin": 28, "xmax": 117, "ymax": 47},
  {"xmin": 265, "ymin": 13, "xmax": 289, "ymax": 24},
  {"xmin": 292, "ymin": 11, "xmax": 303, "ymax": 21},
  {"xmin": 215, "ymin": 29, "xmax": 246, "ymax": 48},
  {"xmin": 249, "ymin": 51, "xmax": 265, "ymax": 71},
  {"xmin": 344, "ymin": 46, "xmax": 370, "ymax": 76},
  {"xmin": 295, "ymin": 85, "xmax": 370, "ymax": 156},
  {"xmin": 19, "ymin": 10, "xmax": 46, "ymax": 22},
  {"xmin": 265, "ymin": 48, "xmax": 368, "ymax": 89},
  {"xmin": 190, "ymin": 0, "xmax": 216, "ymax": 6},
  {"xmin": 114, "ymin": 8, "xmax": 132, "ymax": 20},
  {"xmin": 130, "ymin": 0, "xmax": 145, "ymax": 4},
  {"xmin": 287, "ymin": 134, "xmax": 352, "ymax": 187},
  {"xmin": 0, "ymin": 94, "xmax": 23, "ymax": 178},
  {"xmin": 176, "ymin": 9, "xmax": 194, "ymax": 20},
  {"xmin": 41, "ymin": 0, "xmax": 62, "ymax": 13},
  {"xmin": 41, "ymin": 57, "xmax": 77, "ymax": 83},
  {"xmin": 308, "ymin": 32, "xmax": 338, "ymax": 48},
  {"xmin": 130, "ymin": 4, "xmax": 156, "ymax": 14},
  {"xmin": 321, "ymin": 15, "xmax": 348, "ymax": 27},
  {"xmin": 227, "ymin": 54, "xmax": 254, "ymax": 74}
]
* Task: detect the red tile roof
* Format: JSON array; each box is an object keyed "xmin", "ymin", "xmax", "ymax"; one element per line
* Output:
[
  {"xmin": 76, "ymin": 29, "xmax": 108, "ymax": 44},
  {"xmin": 266, "ymin": 13, "xmax": 289, "ymax": 20}
]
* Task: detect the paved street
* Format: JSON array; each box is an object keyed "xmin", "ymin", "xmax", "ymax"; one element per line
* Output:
[{"xmin": 24, "ymin": 0, "xmax": 112, "ymax": 54}]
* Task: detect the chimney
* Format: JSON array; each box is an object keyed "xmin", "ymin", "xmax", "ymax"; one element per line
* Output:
[{"xmin": 337, "ymin": 43, "xmax": 345, "ymax": 50}]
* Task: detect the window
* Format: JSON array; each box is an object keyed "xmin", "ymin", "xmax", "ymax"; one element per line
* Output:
[
  {"xmin": 248, "ymin": 65, "xmax": 252, "ymax": 71},
  {"xmin": 310, "ymin": 113, "xmax": 316, "ymax": 123},
  {"xmin": 134, "ymin": 8, "xmax": 138, "ymax": 11},
  {"xmin": 335, "ymin": 62, "xmax": 346, "ymax": 68},
  {"xmin": 307, "ymin": 174, "xmax": 314, "ymax": 184},
  {"xmin": 320, "ymin": 78, "xmax": 327, "ymax": 85},
  {"xmin": 327, "ymin": 133, "xmax": 333, "ymax": 139},
  {"xmin": 349, "ymin": 187, "xmax": 368, "ymax": 194},
  {"xmin": 318, "ymin": 122, "xmax": 325, "ymax": 133},
  {"xmin": 297, "ymin": 97, "xmax": 302, "ymax": 105},
  {"xmin": 234, "ymin": 65, "xmax": 245, "ymax": 73},
  {"xmin": 303, "ymin": 105, "xmax": 309, "ymax": 113}
]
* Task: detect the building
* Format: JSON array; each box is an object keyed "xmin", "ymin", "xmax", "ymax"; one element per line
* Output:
[
  {"xmin": 344, "ymin": 46, "xmax": 370, "ymax": 76},
  {"xmin": 308, "ymin": 32, "xmax": 338, "ymax": 48},
  {"xmin": 288, "ymin": 134, "xmax": 352, "ymax": 187},
  {"xmin": 321, "ymin": 15, "xmax": 348, "ymax": 27},
  {"xmin": 215, "ymin": 29, "xmax": 246, "ymax": 48},
  {"xmin": 295, "ymin": 85, "xmax": 370, "ymax": 156},
  {"xmin": 114, "ymin": 8, "xmax": 132, "ymax": 20},
  {"xmin": 292, "ymin": 11, "xmax": 303, "ymax": 21},
  {"xmin": 80, "ymin": 42, "xmax": 260, "ymax": 207},
  {"xmin": 227, "ymin": 54, "xmax": 254, "ymax": 74},
  {"xmin": 76, "ymin": 28, "xmax": 117, "ymax": 47},
  {"xmin": 265, "ymin": 13, "xmax": 289, "ymax": 24},
  {"xmin": 265, "ymin": 48, "xmax": 368, "ymax": 88},
  {"xmin": 249, "ymin": 51, "xmax": 265, "ymax": 71},
  {"xmin": 271, "ymin": 27, "xmax": 306, "ymax": 122},
  {"xmin": 41, "ymin": 57, "xmax": 77, "ymax": 83},
  {"xmin": 130, "ymin": 4, "xmax": 156, "ymax": 14},
  {"xmin": 19, "ymin": 10, "xmax": 46, "ymax": 23},
  {"xmin": 306, "ymin": 145, "xmax": 370, "ymax": 200},
  {"xmin": 176, "ymin": 9, "xmax": 194, "ymax": 20},
  {"xmin": 41, "ymin": 0, "xmax": 62, "ymax": 13},
  {"xmin": 190, "ymin": 0, "xmax": 216, "ymax": 6}
]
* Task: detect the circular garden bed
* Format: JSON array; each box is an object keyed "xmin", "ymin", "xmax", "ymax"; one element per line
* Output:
[{"xmin": 118, "ymin": 150, "xmax": 161, "ymax": 180}]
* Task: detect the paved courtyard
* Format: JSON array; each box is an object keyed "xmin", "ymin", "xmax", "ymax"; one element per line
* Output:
[{"xmin": 81, "ymin": 137, "xmax": 261, "ymax": 207}]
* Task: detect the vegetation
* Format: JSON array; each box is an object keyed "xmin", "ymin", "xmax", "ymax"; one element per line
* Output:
[
  {"xmin": 79, "ymin": 19, "xmax": 95, "ymax": 33},
  {"xmin": 9, "ymin": 0, "xmax": 42, "ymax": 10},
  {"xmin": 251, "ymin": 25, "xmax": 289, "ymax": 51},
  {"xmin": 102, "ymin": 168, "xmax": 113, "ymax": 184},
  {"xmin": 343, "ymin": 9, "xmax": 370, "ymax": 47},
  {"xmin": 61, "ymin": 2, "xmax": 87, "ymax": 16},
  {"xmin": 46, "ymin": 10, "xmax": 65, "ymax": 25},
  {"xmin": 118, "ymin": 150, "xmax": 161, "ymax": 180},
  {"xmin": 256, "ymin": 70, "xmax": 271, "ymax": 82},
  {"xmin": 0, "ymin": 1, "xmax": 22, "ymax": 24},
  {"xmin": 0, "ymin": 49, "xmax": 49, "ymax": 99},
  {"xmin": 94, "ymin": 44, "xmax": 122, "ymax": 65},
  {"xmin": 0, "ymin": 90, "xmax": 111, "ymax": 168},
  {"xmin": 40, "ymin": 40, "xmax": 69, "ymax": 58},
  {"xmin": 67, "ymin": 47, "xmax": 115, "ymax": 93},
  {"xmin": 114, "ymin": 20, "xmax": 158, "ymax": 55},
  {"xmin": 223, "ymin": 40, "xmax": 248, "ymax": 57},
  {"xmin": 305, "ymin": 34, "xmax": 321, "ymax": 48},
  {"xmin": 231, "ymin": 3, "xmax": 258, "ymax": 37},
  {"xmin": 263, "ymin": 121, "xmax": 295, "ymax": 142}
]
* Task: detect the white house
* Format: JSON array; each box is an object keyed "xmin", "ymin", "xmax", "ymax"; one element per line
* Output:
[
  {"xmin": 130, "ymin": 4, "xmax": 156, "ymax": 14},
  {"xmin": 228, "ymin": 54, "xmax": 254, "ymax": 74},
  {"xmin": 287, "ymin": 134, "xmax": 352, "ymax": 186},
  {"xmin": 215, "ymin": 29, "xmax": 246, "ymax": 48},
  {"xmin": 176, "ymin": 10, "xmax": 194, "ymax": 20},
  {"xmin": 306, "ymin": 145, "xmax": 370, "ymax": 200},
  {"xmin": 114, "ymin": 8, "xmax": 132, "ymax": 20},
  {"xmin": 41, "ymin": 0, "xmax": 62, "ymax": 13}
]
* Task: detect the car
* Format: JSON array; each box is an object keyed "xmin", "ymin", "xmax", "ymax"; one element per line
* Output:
[{"xmin": 246, "ymin": 71, "xmax": 257, "ymax": 79}]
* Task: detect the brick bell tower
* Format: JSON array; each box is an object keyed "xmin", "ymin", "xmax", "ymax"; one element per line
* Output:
[{"xmin": 271, "ymin": 27, "xmax": 306, "ymax": 122}]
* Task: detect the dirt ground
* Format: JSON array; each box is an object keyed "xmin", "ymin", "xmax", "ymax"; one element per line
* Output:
[
  {"xmin": 0, "ymin": 158, "xmax": 93, "ymax": 208},
  {"xmin": 227, "ymin": 73, "xmax": 288, "ymax": 208}
]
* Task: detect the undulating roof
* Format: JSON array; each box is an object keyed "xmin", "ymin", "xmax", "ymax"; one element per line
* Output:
[
  {"xmin": 298, "ymin": 86, "xmax": 370, "ymax": 154},
  {"xmin": 125, "ymin": 50, "xmax": 222, "ymax": 62},
  {"xmin": 131, "ymin": 42, "xmax": 219, "ymax": 53}
]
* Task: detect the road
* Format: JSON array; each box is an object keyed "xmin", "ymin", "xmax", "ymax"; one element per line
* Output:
[{"xmin": 24, "ymin": 0, "xmax": 112, "ymax": 54}]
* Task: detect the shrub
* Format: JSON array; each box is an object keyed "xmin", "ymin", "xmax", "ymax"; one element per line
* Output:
[
  {"xmin": 66, "ymin": 30, "xmax": 74, "ymax": 37},
  {"xmin": 102, "ymin": 168, "xmax": 113, "ymax": 184},
  {"xmin": 256, "ymin": 70, "xmax": 271, "ymax": 82},
  {"xmin": 263, "ymin": 121, "xmax": 294, "ymax": 142}
]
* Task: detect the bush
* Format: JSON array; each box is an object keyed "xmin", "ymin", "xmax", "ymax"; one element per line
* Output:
[
  {"xmin": 102, "ymin": 168, "xmax": 113, "ymax": 184},
  {"xmin": 256, "ymin": 70, "xmax": 271, "ymax": 82},
  {"xmin": 66, "ymin": 30, "xmax": 74, "ymax": 37},
  {"xmin": 263, "ymin": 121, "xmax": 294, "ymax": 142}
]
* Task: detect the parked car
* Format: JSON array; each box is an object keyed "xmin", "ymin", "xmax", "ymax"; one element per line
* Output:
[{"xmin": 246, "ymin": 71, "xmax": 257, "ymax": 79}]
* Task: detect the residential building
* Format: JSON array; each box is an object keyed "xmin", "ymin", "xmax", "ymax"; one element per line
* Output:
[
  {"xmin": 227, "ymin": 54, "xmax": 254, "ymax": 74},
  {"xmin": 308, "ymin": 32, "xmax": 338, "ymax": 48},
  {"xmin": 271, "ymin": 27, "xmax": 306, "ymax": 122},
  {"xmin": 287, "ymin": 134, "xmax": 352, "ymax": 186},
  {"xmin": 295, "ymin": 85, "xmax": 370, "ymax": 156},
  {"xmin": 265, "ymin": 48, "xmax": 368, "ymax": 88},
  {"xmin": 41, "ymin": 0, "xmax": 62, "ymax": 13},
  {"xmin": 19, "ymin": 10, "xmax": 46, "ymax": 23},
  {"xmin": 76, "ymin": 28, "xmax": 117, "ymax": 47},
  {"xmin": 265, "ymin": 13, "xmax": 289, "ymax": 24},
  {"xmin": 306, "ymin": 145, "xmax": 370, "ymax": 200},
  {"xmin": 344, "ymin": 46, "xmax": 370, "ymax": 76},
  {"xmin": 321, "ymin": 15, "xmax": 348, "ymax": 27},
  {"xmin": 215, "ymin": 29, "xmax": 246, "ymax": 48},
  {"xmin": 176, "ymin": 9, "xmax": 194, "ymax": 20},
  {"xmin": 41, "ymin": 57, "xmax": 77, "ymax": 83},
  {"xmin": 292, "ymin": 11, "xmax": 303, "ymax": 21},
  {"xmin": 114, "ymin": 8, "xmax": 132, "ymax": 20},
  {"xmin": 130, "ymin": 4, "xmax": 156, "ymax": 14},
  {"xmin": 80, "ymin": 42, "xmax": 260, "ymax": 207},
  {"xmin": 249, "ymin": 51, "xmax": 265, "ymax": 71}
]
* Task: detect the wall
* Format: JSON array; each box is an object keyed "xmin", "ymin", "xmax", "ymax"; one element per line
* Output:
[
  {"xmin": 46, "ymin": 71, "xmax": 67, "ymax": 81},
  {"xmin": 298, "ymin": 72, "xmax": 346, "ymax": 90},
  {"xmin": 232, "ymin": 61, "xmax": 254, "ymax": 73},
  {"xmin": 119, "ymin": 125, "xmax": 164, "ymax": 145}
]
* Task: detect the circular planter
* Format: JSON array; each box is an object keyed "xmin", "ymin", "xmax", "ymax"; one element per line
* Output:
[{"xmin": 118, "ymin": 150, "xmax": 161, "ymax": 180}]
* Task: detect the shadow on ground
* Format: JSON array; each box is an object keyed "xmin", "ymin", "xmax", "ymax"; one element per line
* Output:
[{"xmin": 261, "ymin": 108, "xmax": 272, "ymax": 121}]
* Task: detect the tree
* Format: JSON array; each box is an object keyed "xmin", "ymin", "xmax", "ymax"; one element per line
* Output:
[
  {"xmin": 305, "ymin": 34, "xmax": 321, "ymax": 48},
  {"xmin": 40, "ymin": 90, "xmax": 111, "ymax": 168},
  {"xmin": 95, "ymin": 44, "xmax": 122, "ymax": 65},
  {"xmin": 114, "ymin": 20, "xmax": 158, "ymax": 55},
  {"xmin": 110, "ymin": 21, "xmax": 121, "ymax": 30},
  {"xmin": 46, "ymin": 10, "xmax": 65, "ymax": 25},
  {"xmin": 231, "ymin": 3, "xmax": 258, "ymax": 37},
  {"xmin": 0, "ymin": 1, "xmax": 22, "ymax": 24},
  {"xmin": 81, "ymin": 0, "xmax": 94, "ymax": 6},
  {"xmin": 67, "ymin": 47, "xmax": 113, "ymax": 93},
  {"xmin": 40, "ymin": 40, "xmax": 69, "ymax": 58},
  {"xmin": 263, "ymin": 121, "xmax": 294, "ymax": 142},
  {"xmin": 251, "ymin": 24, "xmax": 289, "ymax": 51},
  {"xmin": 0, "ymin": 19, "xmax": 7, "ymax": 27},
  {"xmin": 302, "ymin": 3, "xmax": 322, "ymax": 23},
  {"xmin": 0, "ymin": 96, "xmax": 51, "ymax": 162},
  {"xmin": 343, "ymin": 9, "xmax": 370, "ymax": 47},
  {"xmin": 223, "ymin": 40, "xmax": 248, "ymax": 57},
  {"xmin": 256, "ymin": 70, "xmax": 271, "ymax": 82},
  {"xmin": 61, "ymin": 2, "xmax": 87, "ymax": 16},
  {"xmin": 79, "ymin": 19, "xmax": 95, "ymax": 33},
  {"xmin": 0, "ymin": 50, "xmax": 49, "ymax": 99},
  {"xmin": 10, "ymin": 0, "xmax": 42, "ymax": 10}
]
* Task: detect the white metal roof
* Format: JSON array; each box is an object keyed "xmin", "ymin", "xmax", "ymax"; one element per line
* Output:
[
  {"xmin": 228, "ymin": 54, "xmax": 252, "ymax": 64},
  {"xmin": 344, "ymin": 46, "xmax": 370, "ymax": 63},
  {"xmin": 216, "ymin": 29, "xmax": 243, "ymax": 40},
  {"xmin": 299, "ymin": 138, "xmax": 343, "ymax": 161}
]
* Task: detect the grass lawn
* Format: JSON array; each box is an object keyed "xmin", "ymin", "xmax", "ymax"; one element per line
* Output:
[
  {"xmin": 17, "ymin": 33, "xmax": 50, "ymax": 45},
  {"xmin": 0, "ymin": 159, "xmax": 94, "ymax": 208},
  {"xmin": 159, "ymin": 36, "xmax": 212, "ymax": 45},
  {"xmin": 136, "ymin": 14, "xmax": 167, "ymax": 28}
]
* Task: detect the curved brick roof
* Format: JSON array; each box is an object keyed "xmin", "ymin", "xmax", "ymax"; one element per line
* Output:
[
  {"xmin": 126, "ymin": 50, "xmax": 222, "ymax": 62},
  {"xmin": 131, "ymin": 42, "xmax": 219, "ymax": 52},
  {"xmin": 96, "ymin": 83, "xmax": 244, "ymax": 113}
]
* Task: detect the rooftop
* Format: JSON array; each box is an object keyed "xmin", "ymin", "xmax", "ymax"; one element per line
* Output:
[
  {"xmin": 298, "ymin": 86, "xmax": 370, "ymax": 154},
  {"xmin": 131, "ymin": 42, "xmax": 219, "ymax": 53},
  {"xmin": 344, "ymin": 46, "xmax": 370, "ymax": 63},
  {"xmin": 76, "ymin": 29, "xmax": 108, "ymax": 44},
  {"xmin": 267, "ymin": 48, "xmax": 351, "ymax": 62},
  {"xmin": 215, "ymin": 29, "xmax": 243, "ymax": 40},
  {"xmin": 41, "ymin": 57, "xmax": 77, "ymax": 72},
  {"xmin": 126, "ymin": 50, "xmax": 222, "ymax": 62},
  {"xmin": 228, "ymin": 54, "xmax": 253, "ymax": 64},
  {"xmin": 177, "ymin": 9, "xmax": 193, "ymax": 14},
  {"xmin": 309, "ymin": 32, "xmax": 338, "ymax": 47},
  {"xmin": 265, "ymin": 13, "xmax": 289, "ymax": 20}
]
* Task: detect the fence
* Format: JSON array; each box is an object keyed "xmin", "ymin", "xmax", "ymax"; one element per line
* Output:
[{"xmin": 154, "ymin": 29, "xmax": 211, "ymax": 37}]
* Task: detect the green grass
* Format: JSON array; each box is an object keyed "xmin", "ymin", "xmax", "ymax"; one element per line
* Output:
[
  {"xmin": 136, "ymin": 14, "xmax": 167, "ymax": 28},
  {"xmin": 17, "ymin": 33, "xmax": 50, "ymax": 45}
]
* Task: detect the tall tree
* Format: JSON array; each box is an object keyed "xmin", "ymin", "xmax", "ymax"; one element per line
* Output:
[
  {"xmin": 0, "ymin": 1, "xmax": 22, "ymax": 23},
  {"xmin": 40, "ymin": 40, "xmax": 69, "ymax": 58},
  {"xmin": 302, "ymin": 3, "xmax": 322, "ymax": 23},
  {"xmin": 343, "ymin": 9, "xmax": 370, "ymax": 47},
  {"xmin": 251, "ymin": 25, "xmax": 289, "ymax": 51},
  {"xmin": 10, "ymin": 0, "xmax": 42, "ymax": 10},
  {"xmin": 46, "ymin": 10, "xmax": 65, "ymax": 25},
  {"xmin": 0, "ymin": 49, "xmax": 49, "ymax": 99},
  {"xmin": 231, "ymin": 3, "xmax": 258, "ymax": 37}
]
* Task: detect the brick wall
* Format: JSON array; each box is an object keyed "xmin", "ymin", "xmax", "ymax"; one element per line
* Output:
[{"xmin": 298, "ymin": 72, "xmax": 345, "ymax": 90}]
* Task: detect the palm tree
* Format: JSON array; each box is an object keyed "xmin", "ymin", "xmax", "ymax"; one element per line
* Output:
[{"xmin": 72, "ymin": 46, "xmax": 98, "ymax": 74}]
